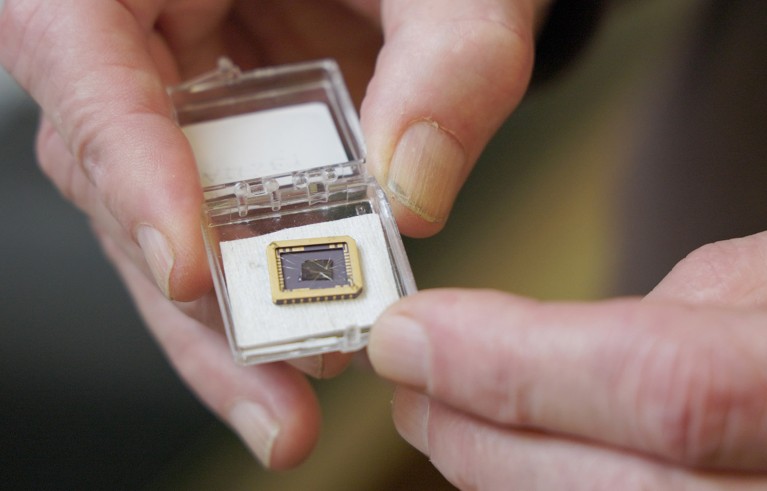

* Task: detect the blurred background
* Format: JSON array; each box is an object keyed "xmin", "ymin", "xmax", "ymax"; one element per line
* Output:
[{"xmin": 2, "ymin": 0, "xmax": 765, "ymax": 489}]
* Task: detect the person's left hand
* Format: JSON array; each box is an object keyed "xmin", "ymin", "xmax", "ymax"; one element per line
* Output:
[{"xmin": 368, "ymin": 231, "xmax": 767, "ymax": 490}]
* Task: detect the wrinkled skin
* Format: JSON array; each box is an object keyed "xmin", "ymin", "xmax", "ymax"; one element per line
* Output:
[{"xmin": 369, "ymin": 234, "xmax": 767, "ymax": 489}]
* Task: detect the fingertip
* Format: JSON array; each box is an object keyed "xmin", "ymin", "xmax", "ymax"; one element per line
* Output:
[
  {"xmin": 267, "ymin": 418, "xmax": 321, "ymax": 471},
  {"xmin": 362, "ymin": 0, "xmax": 536, "ymax": 235},
  {"xmin": 369, "ymin": 289, "xmax": 537, "ymax": 387},
  {"xmin": 103, "ymin": 225, "xmax": 322, "ymax": 469},
  {"xmin": 115, "ymin": 121, "xmax": 210, "ymax": 302},
  {"xmin": 228, "ymin": 389, "xmax": 320, "ymax": 470},
  {"xmin": 226, "ymin": 365, "xmax": 321, "ymax": 470},
  {"xmin": 228, "ymin": 401, "xmax": 282, "ymax": 467},
  {"xmin": 265, "ymin": 370, "xmax": 322, "ymax": 470},
  {"xmin": 369, "ymin": 150, "xmax": 449, "ymax": 238},
  {"xmin": 368, "ymin": 310, "xmax": 430, "ymax": 389},
  {"xmin": 132, "ymin": 192, "xmax": 211, "ymax": 302},
  {"xmin": 384, "ymin": 120, "xmax": 467, "ymax": 230}
]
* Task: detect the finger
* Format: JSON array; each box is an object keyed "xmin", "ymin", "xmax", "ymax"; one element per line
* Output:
[
  {"xmin": 287, "ymin": 352, "xmax": 355, "ymax": 379},
  {"xmin": 647, "ymin": 231, "xmax": 767, "ymax": 308},
  {"xmin": 393, "ymin": 387, "xmax": 767, "ymax": 491},
  {"xmin": 36, "ymin": 118, "xmax": 94, "ymax": 213},
  {"xmin": 38, "ymin": 117, "xmax": 173, "ymax": 288},
  {"xmin": 362, "ymin": 0, "xmax": 539, "ymax": 237},
  {"xmin": 369, "ymin": 289, "xmax": 767, "ymax": 470},
  {"xmin": 98, "ymin": 229, "xmax": 321, "ymax": 469},
  {"xmin": 0, "ymin": 0, "xmax": 209, "ymax": 300},
  {"xmin": 228, "ymin": 0, "xmax": 381, "ymax": 104},
  {"xmin": 157, "ymin": 0, "xmax": 240, "ymax": 77}
]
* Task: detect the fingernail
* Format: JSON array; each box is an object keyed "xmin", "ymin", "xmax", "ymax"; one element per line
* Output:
[
  {"xmin": 229, "ymin": 401, "xmax": 280, "ymax": 467},
  {"xmin": 369, "ymin": 314, "xmax": 429, "ymax": 388},
  {"xmin": 136, "ymin": 225, "xmax": 174, "ymax": 298},
  {"xmin": 393, "ymin": 388, "xmax": 431, "ymax": 455},
  {"xmin": 387, "ymin": 121, "xmax": 466, "ymax": 223}
]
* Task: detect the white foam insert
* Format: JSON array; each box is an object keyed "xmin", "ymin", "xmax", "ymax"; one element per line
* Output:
[
  {"xmin": 183, "ymin": 102, "xmax": 349, "ymax": 187},
  {"xmin": 220, "ymin": 214, "xmax": 400, "ymax": 348}
]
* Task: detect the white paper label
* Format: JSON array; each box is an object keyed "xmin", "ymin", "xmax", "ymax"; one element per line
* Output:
[
  {"xmin": 220, "ymin": 214, "xmax": 400, "ymax": 348},
  {"xmin": 183, "ymin": 102, "xmax": 348, "ymax": 187}
]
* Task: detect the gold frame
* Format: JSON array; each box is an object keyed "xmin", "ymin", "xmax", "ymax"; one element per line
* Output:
[{"xmin": 266, "ymin": 235, "xmax": 364, "ymax": 305}]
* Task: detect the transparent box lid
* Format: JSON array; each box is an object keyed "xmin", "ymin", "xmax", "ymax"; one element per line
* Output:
[{"xmin": 169, "ymin": 59, "xmax": 416, "ymax": 365}]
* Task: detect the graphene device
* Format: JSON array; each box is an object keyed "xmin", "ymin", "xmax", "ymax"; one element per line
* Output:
[{"xmin": 267, "ymin": 236, "xmax": 363, "ymax": 304}]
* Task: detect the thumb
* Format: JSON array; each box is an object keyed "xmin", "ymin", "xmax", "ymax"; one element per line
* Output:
[{"xmin": 362, "ymin": 0, "xmax": 539, "ymax": 237}]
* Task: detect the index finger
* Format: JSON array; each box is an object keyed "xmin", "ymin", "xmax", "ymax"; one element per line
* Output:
[
  {"xmin": 368, "ymin": 289, "xmax": 767, "ymax": 471},
  {"xmin": 0, "ymin": 0, "xmax": 209, "ymax": 300}
]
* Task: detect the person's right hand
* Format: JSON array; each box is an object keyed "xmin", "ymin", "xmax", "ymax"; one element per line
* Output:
[
  {"xmin": 0, "ymin": 0, "xmax": 547, "ymax": 468},
  {"xmin": 368, "ymin": 231, "xmax": 767, "ymax": 489}
]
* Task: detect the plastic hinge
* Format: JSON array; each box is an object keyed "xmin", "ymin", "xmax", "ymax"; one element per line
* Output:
[
  {"xmin": 340, "ymin": 324, "xmax": 364, "ymax": 352},
  {"xmin": 221, "ymin": 164, "xmax": 366, "ymax": 218}
]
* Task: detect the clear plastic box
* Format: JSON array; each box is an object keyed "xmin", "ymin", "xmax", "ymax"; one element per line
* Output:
[{"xmin": 169, "ymin": 59, "xmax": 416, "ymax": 365}]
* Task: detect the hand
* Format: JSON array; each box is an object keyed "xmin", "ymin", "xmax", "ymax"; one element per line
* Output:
[
  {"xmin": 0, "ymin": 0, "xmax": 547, "ymax": 468},
  {"xmin": 368, "ymin": 231, "xmax": 767, "ymax": 489}
]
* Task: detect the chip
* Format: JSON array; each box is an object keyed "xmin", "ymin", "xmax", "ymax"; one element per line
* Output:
[{"xmin": 267, "ymin": 236, "xmax": 363, "ymax": 304}]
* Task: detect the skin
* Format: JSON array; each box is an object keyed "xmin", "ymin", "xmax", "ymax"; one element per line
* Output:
[
  {"xmin": 3, "ymin": 0, "xmax": 765, "ymax": 488},
  {"xmin": 369, "ymin": 235, "xmax": 767, "ymax": 488}
]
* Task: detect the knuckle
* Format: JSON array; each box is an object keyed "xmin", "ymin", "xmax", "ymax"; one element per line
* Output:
[
  {"xmin": 60, "ymin": 65, "xmax": 170, "ymax": 179},
  {"xmin": 635, "ymin": 334, "xmax": 764, "ymax": 466},
  {"xmin": 70, "ymin": 110, "xmax": 106, "ymax": 183},
  {"xmin": 387, "ymin": 12, "xmax": 534, "ymax": 105},
  {"xmin": 664, "ymin": 236, "xmax": 767, "ymax": 305},
  {"xmin": 486, "ymin": 352, "xmax": 535, "ymax": 425},
  {"xmin": 36, "ymin": 121, "xmax": 100, "ymax": 213},
  {"xmin": 431, "ymin": 325, "xmax": 535, "ymax": 425},
  {"xmin": 674, "ymin": 241, "xmax": 736, "ymax": 285}
]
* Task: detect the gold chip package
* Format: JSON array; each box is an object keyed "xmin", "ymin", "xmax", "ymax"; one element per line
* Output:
[{"xmin": 267, "ymin": 236, "xmax": 363, "ymax": 305}]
